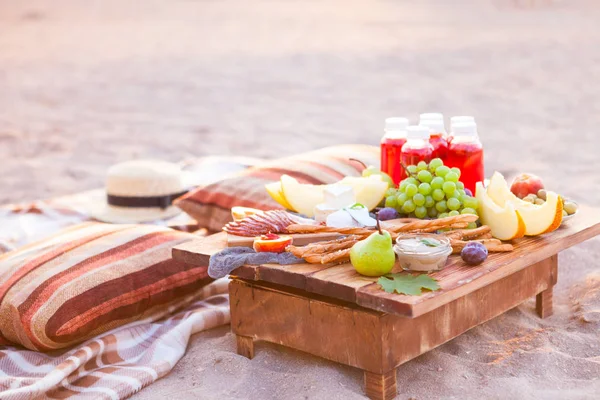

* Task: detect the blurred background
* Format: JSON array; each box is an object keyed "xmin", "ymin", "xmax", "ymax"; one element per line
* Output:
[{"xmin": 1, "ymin": 0, "xmax": 599, "ymax": 204}]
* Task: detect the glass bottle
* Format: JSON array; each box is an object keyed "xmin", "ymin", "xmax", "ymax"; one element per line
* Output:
[
  {"xmin": 400, "ymin": 125, "xmax": 433, "ymax": 180},
  {"xmin": 380, "ymin": 117, "xmax": 409, "ymax": 185},
  {"xmin": 446, "ymin": 121, "xmax": 484, "ymax": 194}
]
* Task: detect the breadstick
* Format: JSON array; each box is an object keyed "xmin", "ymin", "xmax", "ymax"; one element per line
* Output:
[
  {"xmin": 443, "ymin": 226, "xmax": 491, "ymax": 241},
  {"xmin": 286, "ymin": 224, "xmax": 373, "ymax": 236},
  {"xmin": 286, "ymin": 235, "xmax": 361, "ymax": 257},
  {"xmin": 320, "ymin": 248, "xmax": 351, "ymax": 264}
]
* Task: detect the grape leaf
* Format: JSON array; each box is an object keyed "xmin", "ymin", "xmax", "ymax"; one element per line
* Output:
[{"xmin": 377, "ymin": 273, "xmax": 440, "ymax": 296}]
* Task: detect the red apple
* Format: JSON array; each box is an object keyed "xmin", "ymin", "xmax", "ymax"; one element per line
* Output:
[
  {"xmin": 253, "ymin": 233, "xmax": 293, "ymax": 253},
  {"xmin": 510, "ymin": 173, "xmax": 545, "ymax": 199}
]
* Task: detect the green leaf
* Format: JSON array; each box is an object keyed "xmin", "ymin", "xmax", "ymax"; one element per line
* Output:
[
  {"xmin": 377, "ymin": 273, "xmax": 440, "ymax": 296},
  {"xmin": 419, "ymin": 238, "xmax": 441, "ymax": 247}
]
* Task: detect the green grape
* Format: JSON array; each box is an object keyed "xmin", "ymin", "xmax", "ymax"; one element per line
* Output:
[
  {"xmin": 407, "ymin": 165, "xmax": 418, "ymax": 174},
  {"xmin": 418, "ymin": 182, "xmax": 432, "ymax": 195},
  {"xmin": 463, "ymin": 196, "xmax": 479, "ymax": 210},
  {"xmin": 435, "ymin": 200, "xmax": 447, "ymax": 213},
  {"xmin": 445, "ymin": 171, "xmax": 459, "ymax": 183},
  {"xmin": 396, "ymin": 192, "xmax": 408, "ymax": 206},
  {"xmin": 448, "ymin": 210, "xmax": 460, "ymax": 217},
  {"xmin": 450, "ymin": 190, "xmax": 461, "ymax": 199},
  {"xmin": 432, "ymin": 189, "xmax": 445, "ymax": 201},
  {"xmin": 405, "ymin": 177, "xmax": 419, "ymax": 186},
  {"xmin": 451, "ymin": 167, "xmax": 461, "ymax": 178},
  {"xmin": 466, "ymin": 222, "xmax": 478, "ymax": 229},
  {"xmin": 458, "ymin": 189, "xmax": 466, "ymax": 197},
  {"xmin": 405, "ymin": 184, "xmax": 418, "ymax": 197},
  {"xmin": 442, "ymin": 181, "xmax": 456, "ymax": 195},
  {"xmin": 447, "ymin": 198, "xmax": 461, "ymax": 211},
  {"xmin": 428, "ymin": 207, "xmax": 438, "ymax": 218},
  {"xmin": 417, "ymin": 170, "xmax": 433, "ymax": 183},
  {"xmin": 399, "ymin": 181, "xmax": 409, "ymax": 192},
  {"xmin": 402, "ymin": 200, "xmax": 416, "ymax": 213},
  {"xmin": 414, "ymin": 206, "xmax": 427, "ymax": 219},
  {"xmin": 461, "ymin": 207, "xmax": 477, "ymax": 215},
  {"xmin": 385, "ymin": 188, "xmax": 397, "ymax": 197},
  {"xmin": 417, "ymin": 161, "xmax": 428, "ymax": 171},
  {"xmin": 385, "ymin": 196, "xmax": 397, "ymax": 208},
  {"xmin": 438, "ymin": 212, "xmax": 449, "ymax": 219},
  {"xmin": 429, "ymin": 158, "xmax": 444, "ymax": 172},
  {"xmin": 456, "ymin": 181, "xmax": 465, "ymax": 190},
  {"xmin": 430, "ymin": 177, "xmax": 444, "ymax": 190},
  {"xmin": 413, "ymin": 193, "xmax": 425, "ymax": 206},
  {"xmin": 435, "ymin": 166, "xmax": 450, "ymax": 178},
  {"xmin": 424, "ymin": 195, "xmax": 435, "ymax": 208},
  {"xmin": 407, "ymin": 212, "xmax": 416, "ymax": 218}
]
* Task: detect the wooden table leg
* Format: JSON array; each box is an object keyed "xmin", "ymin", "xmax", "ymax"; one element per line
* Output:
[
  {"xmin": 536, "ymin": 254, "xmax": 557, "ymax": 319},
  {"xmin": 236, "ymin": 335, "xmax": 255, "ymax": 359},
  {"xmin": 364, "ymin": 369, "xmax": 397, "ymax": 400},
  {"xmin": 536, "ymin": 288, "xmax": 553, "ymax": 318}
]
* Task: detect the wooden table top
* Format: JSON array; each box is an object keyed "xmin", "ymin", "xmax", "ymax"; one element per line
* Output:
[{"xmin": 173, "ymin": 205, "xmax": 600, "ymax": 318}]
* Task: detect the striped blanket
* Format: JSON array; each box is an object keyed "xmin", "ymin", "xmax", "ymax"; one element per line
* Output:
[{"xmin": 0, "ymin": 278, "xmax": 230, "ymax": 399}]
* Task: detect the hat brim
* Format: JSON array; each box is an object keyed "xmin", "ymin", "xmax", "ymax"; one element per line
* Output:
[{"xmin": 87, "ymin": 195, "xmax": 182, "ymax": 224}]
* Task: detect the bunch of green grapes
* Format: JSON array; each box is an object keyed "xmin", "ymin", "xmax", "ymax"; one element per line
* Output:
[{"xmin": 384, "ymin": 158, "xmax": 479, "ymax": 227}]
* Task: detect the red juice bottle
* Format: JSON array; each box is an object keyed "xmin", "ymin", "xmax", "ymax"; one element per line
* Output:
[
  {"xmin": 380, "ymin": 117, "xmax": 408, "ymax": 186},
  {"xmin": 419, "ymin": 113, "xmax": 448, "ymax": 161},
  {"xmin": 400, "ymin": 125, "xmax": 433, "ymax": 180},
  {"xmin": 446, "ymin": 121, "xmax": 484, "ymax": 194},
  {"xmin": 449, "ymin": 116, "xmax": 475, "ymax": 145}
]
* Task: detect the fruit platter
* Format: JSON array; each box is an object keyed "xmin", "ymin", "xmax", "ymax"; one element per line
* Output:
[{"xmin": 173, "ymin": 115, "xmax": 600, "ymax": 400}]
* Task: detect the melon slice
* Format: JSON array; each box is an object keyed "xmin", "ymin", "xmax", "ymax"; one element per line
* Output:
[
  {"xmin": 475, "ymin": 182, "xmax": 526, "ymax": 240},
  {"xmin": 338, "ymin": 176, "xmax": 388, "ymax": 211},
  {"xmin": 486, "ymin": 172, "xmax": 563, "ymax": 236},
  {"xmin": 265, "ymin": 181, "xmax": 295, "ymax": 211},
  {"xmin": 231, "ymin": 206, "xmax": 263, "ymax": 221},
  {"xmin": 280, "ymin": 175, "xmax": 325, "ymax": 217}
]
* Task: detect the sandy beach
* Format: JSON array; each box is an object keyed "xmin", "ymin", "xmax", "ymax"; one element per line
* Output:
[{"xmin": 1, "ymin": 0, "xmax": 600, "ymax": 398}]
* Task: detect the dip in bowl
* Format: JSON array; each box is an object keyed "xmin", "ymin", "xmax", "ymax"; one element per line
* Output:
[{"xmin": 393, "ymin": 234, "xmax": 452, "ymax": 272}]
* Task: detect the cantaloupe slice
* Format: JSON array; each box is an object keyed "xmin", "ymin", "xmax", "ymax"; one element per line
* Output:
[
  {"xmin": 338, "ymin": 176, "xmax": 388, "ymax": 211},
  {"xmin": 280, "ymin": 175, "xmax": 325, "ymax": 217},
  {"xmin": 486, "ymin": 172, "xmax": 563, "ymax": 236},
  {"xmin": 265, "ymin": 181, "xmax": 295, "ymax": 211},
  {"xmin": 231, "ymin": 206, "xmax": 263, "ymax": 221},
  {"xmin": 475, "ymin": 182, "xmax": 526, "ymax": 240}
]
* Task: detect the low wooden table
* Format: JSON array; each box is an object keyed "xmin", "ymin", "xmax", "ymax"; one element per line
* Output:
[{"xmin": 173, "ymin": 206, "xmax": 600, "ymax": 400}]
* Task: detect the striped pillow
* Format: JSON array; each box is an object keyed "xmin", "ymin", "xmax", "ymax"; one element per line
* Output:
[
  {"xmin": 0, "ymin": 222, "xmax": 210, "ymax": 352},
  {"xmin": 175, "ymin": 144, "xmax": 380, "ymax": 232}
]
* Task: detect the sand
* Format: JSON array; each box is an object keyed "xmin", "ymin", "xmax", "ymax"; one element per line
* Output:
[{"xmin": 1, "ymin": 0, "xmax": 600, "ymax": 398}]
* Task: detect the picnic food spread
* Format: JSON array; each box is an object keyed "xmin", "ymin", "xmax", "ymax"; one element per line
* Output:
[
  {"xmin": 170, "ymin": 118, "xmax": 600, "ymax": 400},
  {"xmin": 210, "ymin": 113, "xmax": 573, "ymax": 290}
]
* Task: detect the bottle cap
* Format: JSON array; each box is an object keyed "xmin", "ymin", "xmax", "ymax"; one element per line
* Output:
[
  {"xmin": 419, "ymin": 119, "xmax": 446, "ymax": 134},
  {"xmin": 450, "ymin": 116, "xmax": 475, "ymax": 130},
  {"xmin": 419, "ymin": 113, "xmax": 443, "ymax": 121},
  {"xmin": 384, "ymin": 117, "xmax": 409, "ymax": 132},
  {"xmin": 452, "ymin": 121, "xmax": 478, "ymax": 137},
  {"xmin": 406, "ymin": 125, "xmax": 430, "ymax": 140}
]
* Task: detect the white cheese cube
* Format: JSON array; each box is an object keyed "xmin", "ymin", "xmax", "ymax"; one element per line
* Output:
[{"xmin": 323, "ymin": 184, "xmax": 355, "ymax": 209}]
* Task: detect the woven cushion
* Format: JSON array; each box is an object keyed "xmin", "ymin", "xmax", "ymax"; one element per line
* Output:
[
  {"xmin": 0, "ymin": 222, "xmax": 210, "ymax": 351},
  {"xmin": 175, "ymin": 144, "xmax": 380, "ymax": 232}
]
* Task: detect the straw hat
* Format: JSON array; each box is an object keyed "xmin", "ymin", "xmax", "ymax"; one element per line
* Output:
[{"xmin": 89, "ymin": 160, "xmax": 189, "ymax": 224}]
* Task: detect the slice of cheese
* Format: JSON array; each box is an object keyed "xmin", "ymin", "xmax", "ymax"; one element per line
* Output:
[
  {"xmin": 314, "ymin": 204, "xmax": 338, "ymax": 224},
  {"xmin": 323, "ymin": 184, "xmax": 356, "ymax": 209}
]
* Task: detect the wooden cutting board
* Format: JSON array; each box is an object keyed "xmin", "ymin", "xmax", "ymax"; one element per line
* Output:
[{"xmin": 227, "ymin": 232, "xmax": 343, "ymax": 248}]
